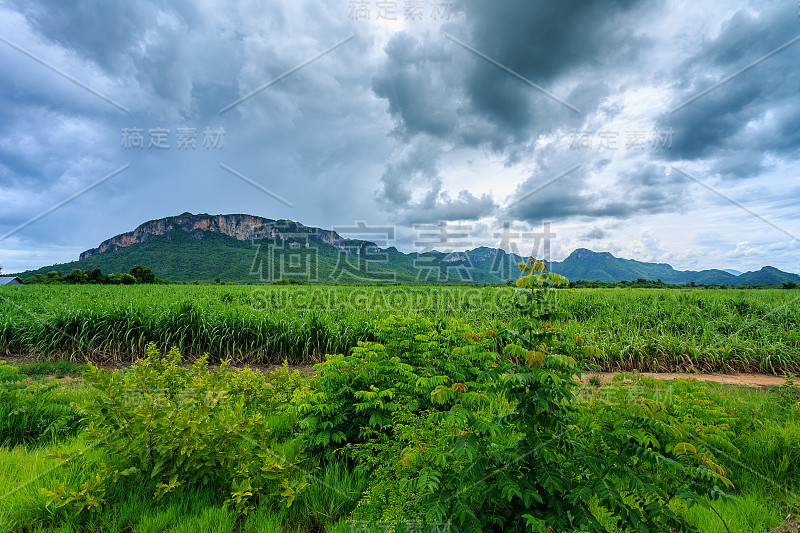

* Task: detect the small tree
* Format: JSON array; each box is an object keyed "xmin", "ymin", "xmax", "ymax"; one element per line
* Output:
[
  {"xmin": 87, "ymin": 269, "xmax": 106, "ymax": 284},
  {"xmin": 411, "ymin": 259, "xmax": 734, "ymax": 532},
  {"xmin": 128, "ymin": 265, "xmax": 156, "ymax": 284},
  {"xmin": 65, "ymin": 269, "xmax": 88, "ymax": 284},
  {"xmin": 108, "ymin": 273, "xmax": 136, "ymax": 285}
]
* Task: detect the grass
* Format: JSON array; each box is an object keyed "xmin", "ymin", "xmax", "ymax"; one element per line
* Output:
[
  {"xmin": 0, "ymin": 285, "xmax": 799, "ymax": 372},
  {"xmin": 0, "ymin": 434, "xmax": 102, "ymax": 531},
  {"xmin": 675, "ymin": 491, "xmax": 786, "ymax": 533},
  {"xmin": 15, "ymin": 361, "xmax": 89, "ymax": 380},
  {"xmin": 0, "ymin": 436, "xmax": 367, "ymax": 533}
]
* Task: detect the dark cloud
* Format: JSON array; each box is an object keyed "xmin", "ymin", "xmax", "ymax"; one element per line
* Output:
[
  {"xmin": 376, "ymin": 136, "xmax": 496, "ymax": 223},
  {"xmin": 581, "ymin": 228, "xmax": 607, "ymax": 240},
  {"xmin": 660, "ymin": 4, "xmax": 800, "ymax": 176},
  {"xmin": 505, "ymin": 160, "xmax": 688, "ymax": 223},
  {"xmin": 7, "ymin": 1, "xmax": 199, "ymax": 110},
  {"xmin": 373, "ymin": 0, "xmax": 648, "ymax": 153}
]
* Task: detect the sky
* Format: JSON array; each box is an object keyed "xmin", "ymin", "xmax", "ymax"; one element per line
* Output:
[{"xmin": 0, "ymin": 0, "xmax": 798, "ymax": 274}]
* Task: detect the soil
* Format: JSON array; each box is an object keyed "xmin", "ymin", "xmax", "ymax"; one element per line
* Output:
[{"xmin": 580, "ymin": 371, "xmax": 790, "ymax": 388}]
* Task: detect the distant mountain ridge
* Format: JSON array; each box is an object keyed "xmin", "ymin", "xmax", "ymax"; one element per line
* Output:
[
  {"xmin": 548, "ymin": 249, "xmax": 799, "ymax": 285},
  {"xmin": 16, "ymin": 213, "xmax": 800, "ymax": 285}
]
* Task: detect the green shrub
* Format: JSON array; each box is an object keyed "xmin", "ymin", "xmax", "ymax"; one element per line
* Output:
[
  {"xmin": 0, "ymin": 361, "xmax": 81, "ymax": 446},
  {"xmin": 228, "ymin": 361, "xmax": 309, "ymax": 413},
  {"xmin": 42, "ymin": 344, "xmax": 310, "ymax": 516},
  {"xmin": 294, "ymin": 314, "xmax": 499, "ymax": 453},
  {"xmin": 399, "ymin": 260, "xmax": 736, "ymax": 533}
]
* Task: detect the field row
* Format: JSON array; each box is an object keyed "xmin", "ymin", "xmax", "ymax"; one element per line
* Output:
[{"xmin": 0, "ymin": 285, "xmax": 798, "ymax": 372}]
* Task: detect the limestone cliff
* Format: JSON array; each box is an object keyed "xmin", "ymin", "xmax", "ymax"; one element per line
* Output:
[{"xmin": 79, "ymin": 213, "xmax": 345, "ymax": 260}]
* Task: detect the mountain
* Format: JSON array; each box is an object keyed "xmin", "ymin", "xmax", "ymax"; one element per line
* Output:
[
  {"xmin": 547, "ymin": 249, "xmax": 800, "ymax": 285},
  {"xmin": 14, "ymin": 213, "xmax": 800, "ymax": 285},
  {"xmin": 735, "ymin": 266, "xmax": 800, "ymax": 286},
  {"xmin": 17, "ymin": 213, "xmax": 522, "ymax": 284}
]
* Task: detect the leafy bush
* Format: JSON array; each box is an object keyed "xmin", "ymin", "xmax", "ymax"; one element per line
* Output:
[
  {"xmin": 0, "ymin": 361, "xmax": 81, "ymax": 446},
  {"xmin": 228, "ymin": 360, "xmax": 310, "ymax": 413},
  {"xmin": 295, "ymin": 314, "xmax": 499, "ymax": 453},
  {"xmin": 583, "ymin": 374, "xmax": 740, "ymax": 477},
  {"xmin": 42, "ymin": 344, "xmax": 310, "ymax": 516},
  {"xmin": 366, "ymin": 260, "xmax": 735, "ymax": 532}
]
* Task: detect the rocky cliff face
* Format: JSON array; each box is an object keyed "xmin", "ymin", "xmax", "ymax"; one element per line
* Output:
[{"xmin": 79, "ymin": 213, "xmax": 345, "ymax": 260}]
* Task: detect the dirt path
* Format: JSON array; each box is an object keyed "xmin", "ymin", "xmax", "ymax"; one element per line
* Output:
[{"xmin": 581, "ymin": 371, "xmax": 789, "ymax": 388}]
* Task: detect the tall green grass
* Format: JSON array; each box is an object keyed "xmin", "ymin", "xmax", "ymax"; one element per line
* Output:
[{"xmin": 1, "ymin": 285, "xmax": 798, "ymax": 372}]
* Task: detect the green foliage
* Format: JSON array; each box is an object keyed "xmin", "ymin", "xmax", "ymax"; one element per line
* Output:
[
  {"xmin": 44, "ymin": 343, "xmax": 310, "ymax": 517},
  {"xmin": 291, "ymin": 260, "xmax": 739, "ymax": 531},
  {"xmin": 228, "ymin": 361, "xmax": 310, "ymax": 413},
  {"xmin": 734, "ymin": 418, "xmax": 800, "ymax": 493},
  {"xmin": 128, "ymin": 265, "xmax": 156, "ymax": 284},
  {"xmin": 777, "ymin": 375, "xmax": 800, "ymax": 408},
  {"xmin": 24, "ymin": 265, "xmax": 165, "ymax": 285},
  {"xmin": 295, "ymin": 314, "xmax": 498, "ymax": 453},
  {"xmin": 400, "ymin": 260, "xmax": 735, "ymax": 532},
  {"xmin": 0, "ymin": 361, "xmax": 81, "ymax": 446},
  {"xmin": 107, "ymin": 272, "xmax": 136, "ymax": 285}
]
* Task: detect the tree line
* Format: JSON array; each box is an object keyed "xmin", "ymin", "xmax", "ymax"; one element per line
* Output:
[
  {"xmin": 568, "ymin": 278, "xmax": 800, "ymax": 289},
  {"xmin": 24, "ymin": 265, "xmax": 168, "ymax": 285}
]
